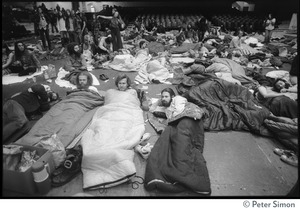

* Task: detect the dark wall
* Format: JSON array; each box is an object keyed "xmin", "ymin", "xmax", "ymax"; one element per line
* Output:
[{"xmin": 253, "ymin": 0, "xmax": 299, "ymax": 20}]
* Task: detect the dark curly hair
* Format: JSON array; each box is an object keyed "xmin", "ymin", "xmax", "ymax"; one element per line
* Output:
[
  {"xmin": 161, "ymin": 88, "xmax": 176, "ymax": 98},
  {"xmin": 2, "ymin": 42, "xmax": 10, "ymax": 56},
  {"xmin": 14, "ymin": 41, "xmax": 26, "ymax": 60},
  {"xmin": 273, "ymin": 78, "xmax": 290, "ymax": 92},
  {"xmin": 67, "ymin": 42, "xmax": 80, "ymax": 56}
]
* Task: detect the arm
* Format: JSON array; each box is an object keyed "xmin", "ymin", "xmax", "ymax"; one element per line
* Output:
[
  {"xmin": 97, "ymin": 15, "xmax": 112, "ymax": 20},
  {"xmin": 2, "ymin": 53, "xmax": 14, "ymax": 69},
  {"xmin": 99, "ymin": 37, "xmax": 109, "ymax": 52},
  {"xmin": 30, "ymin": 84, "xmax": 50, "ymax": 103},
  {"xmin": 149, "ymin": 99, "xmax": 162, "ymax": 113},
  {"xmin": 30, "ymin": 52, "xmax": 41, "ymax": 70},
  {"xmin": 281, "ymin": 85, "xmax": 297, "ymax": 93},
  {"xmin": 271, "ymin": 18, "xmax": 276, "ymax": 26},
  {"xmin": 80, "ymin": 54, "xmax": 87, "ymax": 69},
  {"xmin": 64, "ymin": 57, "xmax": 76, "ymax": 72},
  {"xmin": 258, "ymin": 86, "xmax": 286, "ymax": 98}
]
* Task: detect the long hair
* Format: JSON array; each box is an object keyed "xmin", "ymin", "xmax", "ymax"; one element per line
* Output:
[
  {"xmin": 115, "ymin": 73, "xmax": 131, "ymax": 88},
  {"xmin": 67, "ymin": 42, "xmax": 81, "ymax": 58},
  {"xmin": 161, "ymin": 88, "xmax": 176, "ymax": 98},
  {"xmin": 14, "ymin": 41, "xmax": 26, "ymax": 60},
  {"xmin": 76, "ymin": 71, "xmax": 93, "ymax": 87},
  {"xmin": 273, "ymin": 78, "xmax": 290, "ymax": 92},
  {"xmin": 2, "ymin": 43, "xmax": 10, "ymax": 56}
]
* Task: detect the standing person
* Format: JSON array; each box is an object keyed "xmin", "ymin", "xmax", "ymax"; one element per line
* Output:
[
  {"xmin": 32, "ymin": 5, "xmax": 39, "ymax": 36},
  {"xmin": 78, "ymin": 11, "xmax": 87, "ymax": 45},
  {"xmin": 8, "ymin": 41, "xmax": 41, "ymax": 76},
  {"xmin": 57, "ymin": 10, "xmax": 69, "ymax": 47},
  {"xmin": 74, "ymin": 11, "xmax": 87, "ymax": 45},
  {"xmin": 97, "ymin": 9, "xmax": 124, "ymax": 52},
  {"xmin": 93, "ymin": 14, "xmax": 102, "ymax": 39},
  {"xmin": 196, "ymin": 17, "xmax": 209, "ymax": 42},
  {"xmin": 72, "ymin": 10, "xmax": 80, "ymax": 44},
  {"xmin": 263, "ymin": 13, "xmax": 276, "ymax": 44},
  {"xmin": 66, "ymin": 9, "xmax": 75, "ymax": 43},
  {"xmin": 35, "ymin": 7, "xmax": 52, "ymax": 50},
  {"xmin": 3, "ymin": 84, "xmax": 58, "ymax": 142},
  {"xmin": 49, "ymin": 8, "xmax": 59, "ymax": 34}
]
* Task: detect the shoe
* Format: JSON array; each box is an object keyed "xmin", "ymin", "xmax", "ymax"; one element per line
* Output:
[
  {"xmin": 135, "ymin": 143, "xmax": 153, "ymax": 159},
  {"xmin": 99, "ymin": 74, "xmax": 109, "ymax": 81},
  {"xmin": 141, "ymin": 133, "xmax": 151, "ymax": 143},
  {"xmin": 51, "ymin": 145, "xmax": 83, "ymax": 187},
  {"xmin": 280, "ymin": 154, "xmax": 298, "ymax": 167},
  {"xmin": 51, "ymin": 165, "xmax": 81, "ymax": 187},
  {"xmin": 273, "ymin": 148, "xmax": 295, "ymax": 157}
]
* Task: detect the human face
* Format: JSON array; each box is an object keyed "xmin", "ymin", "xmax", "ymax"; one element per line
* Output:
[
  {"xmin": 275, "ymin": 80, "xmax": 286, "ymax": 91},
  {"xmin": 117, "ymin": 78, "xmax": 128, "ymax": 91},
  {"xmin": 113, "ymin": 11, "xmax": 119, "ymax": 18},
  {"xmin": 84, "ymin": 36, "xmax": 89, "ymax": 44},
  {"xmin": 78, "ymin": 75, "xmax": 88, "ymax": 88},
  {"xmin": 238, "ymin": 30, "xmax": 243, "ymax": 38},
  {"xmin": 161, "ymin": 91, "xmax": 172, "ymax": 107},
  {"xmin": 74, "ymin": 45, "xmax": 80, "ymax": 52},
  {"xmin": 17, "ymin": 43, "xmax": 25, "ymax": 51}
]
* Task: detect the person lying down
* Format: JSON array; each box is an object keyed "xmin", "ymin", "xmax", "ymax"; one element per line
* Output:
[{"xmin": 80, "ymin": 73, "xmax": 151, "ymax": 190}]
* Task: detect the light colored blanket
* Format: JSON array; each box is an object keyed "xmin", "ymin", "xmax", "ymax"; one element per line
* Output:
[
  {"xmin": 104, "ymin": 53, "xmax": 151, "ymax": 72},
  {"xmin": 55, "ymin": 67, "xmax": 100, "ymax": 89},
  {"xmin": 2, "ymin": 66, "xmax": 46, "ymax": 85},
  {"xmin": 210, "ymin": 57, "xmax": 254, "ymax": 84},
  {"xmin": 81, "ymin": 89, "xmax": 145, "ymax": 190},
  {"xmin": 134, "ymin": 59, "xmax": 173, "ymax": 84}
]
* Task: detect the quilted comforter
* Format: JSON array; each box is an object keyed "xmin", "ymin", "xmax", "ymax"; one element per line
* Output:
[
  {"xmin": 16, "ymin": 90, "xmax": 104, "ymax": 148},
  {"xmin": 80, "ymin": 89, "xmax": 145, "ymax": 190}
]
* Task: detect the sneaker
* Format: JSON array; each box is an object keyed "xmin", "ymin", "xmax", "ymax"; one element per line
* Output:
[
  {"xmin": 280, "ymin": 154, "xmax": 298, "ymax": 167},
  {"xmin": 135, "ymin": 143, "xmax": 153, "ymax": 159},
  {"xmin": 141, "ymin": 133, "xmax": 151, "ymax": 143},
  {"xmin": 273, "ymin": 148, "xmax": 295, "ymax": 157}
]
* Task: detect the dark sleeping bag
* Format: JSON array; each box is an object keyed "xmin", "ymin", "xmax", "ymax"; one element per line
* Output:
[
  {"xmin": 144, "ymin": 117, "xmax": 211, "ymax": 195},
  {"xmin": 183, "ymin": 78, "xmax": 271, "ymax": 134}
]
